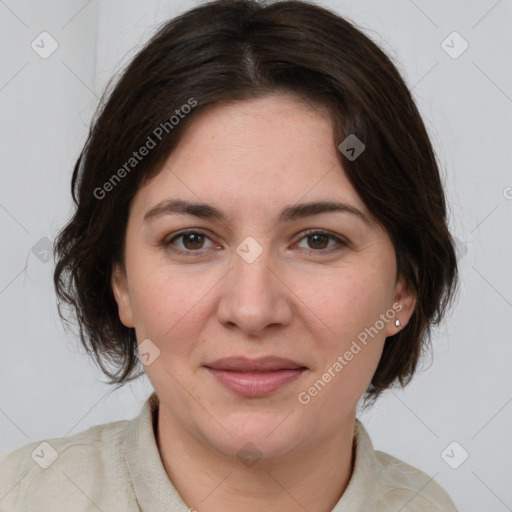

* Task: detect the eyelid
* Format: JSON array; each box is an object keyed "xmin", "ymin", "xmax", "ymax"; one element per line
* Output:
[{"xmin": 299, "ymin": 228, "xmax": 347, "ymax": 242}]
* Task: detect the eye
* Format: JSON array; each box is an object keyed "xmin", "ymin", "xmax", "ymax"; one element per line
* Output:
[
  {"xmin": 295, "ymin": 230, "xmax": 348, "ymax": 254},
  {"xmin": 164, "ymin": 229, "xmax": 218, "ymax": 254},
  {"xmin": 163, "ymin": 228, "xmax": 348, "ymax": 256}
]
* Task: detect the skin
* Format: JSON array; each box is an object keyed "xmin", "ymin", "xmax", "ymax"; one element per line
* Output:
[{"xmin": 111, "ymin": 93, "xmax": 416, "ymax": 511}]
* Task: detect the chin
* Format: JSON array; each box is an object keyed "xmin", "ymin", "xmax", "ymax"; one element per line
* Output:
[{"xmin": 198, "ymin": 411, "xmax": 307, "ymax": 461}]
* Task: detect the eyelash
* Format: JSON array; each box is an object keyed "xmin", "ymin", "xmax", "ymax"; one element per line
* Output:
[{"xmin": 163, "ymin": 228, "xmax": 348, "ymax": 256}]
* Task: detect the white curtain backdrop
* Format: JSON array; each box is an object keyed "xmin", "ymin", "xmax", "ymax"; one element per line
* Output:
[{"xmin": 1, "ymin": 1, "xmax": 511, "ymax": 510}]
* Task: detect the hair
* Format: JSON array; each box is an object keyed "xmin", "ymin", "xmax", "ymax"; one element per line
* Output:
[{"xmin": 53, "ymin": 0, "xmax": 458, "ymax": 405}]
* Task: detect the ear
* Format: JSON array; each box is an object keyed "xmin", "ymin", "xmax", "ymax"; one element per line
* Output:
[
  {"xmin": 111, "ymin": 263, "xmax": 135, "ymax": 328},
  {"xmin": 385, "ymin": 277, "xmax": 416, "ymax": 337}
]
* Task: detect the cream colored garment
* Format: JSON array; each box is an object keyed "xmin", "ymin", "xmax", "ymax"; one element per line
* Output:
[{"xmin": 0, "ymin": 392, "xmax": 458, "ymax": 511}]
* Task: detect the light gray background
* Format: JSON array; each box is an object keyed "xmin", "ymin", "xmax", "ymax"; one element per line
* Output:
[{"xmin": 1, "ymin": 1, "xmax": 511, "ymax": 510}]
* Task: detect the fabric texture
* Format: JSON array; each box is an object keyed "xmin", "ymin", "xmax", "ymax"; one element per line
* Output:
[{"xmin": 0, "ymin": 391, "xmax": 458, "ymax": 511}]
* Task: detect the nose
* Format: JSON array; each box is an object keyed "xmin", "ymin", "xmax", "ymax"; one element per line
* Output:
[{"xmin": 216, "ymin": 241, "xmax": 293, "ymax": 336}]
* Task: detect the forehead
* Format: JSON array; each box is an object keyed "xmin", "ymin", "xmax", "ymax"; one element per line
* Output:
[{"xmin": 132, "ymin": 93, "xmax": 369, "ymax": 222}]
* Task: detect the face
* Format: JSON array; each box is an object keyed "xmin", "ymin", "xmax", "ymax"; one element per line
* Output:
[{"xmin": 112, "ymin": 93, "xmax": 415, "ymax": 460}]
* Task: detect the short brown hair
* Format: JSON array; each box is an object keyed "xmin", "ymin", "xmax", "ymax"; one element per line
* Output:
[{"xmin": 53, "ymin": 0, "xmax": 458, "ymax": 404}]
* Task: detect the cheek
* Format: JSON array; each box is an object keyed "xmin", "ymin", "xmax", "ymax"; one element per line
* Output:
[
  {"xmin": 127, "ymin": 264, "xmax": 217, "ymax": 350},
  {"xmin": 293, "ymin": 263, "xmax": 394, "ymax": 401},
  {"xmin": 296, "ymin": 266, "xmax": 393, "ymax": 342},
  {"xmin": 295, "ymin": 272, "xmax": 391, "ymax": 415}
]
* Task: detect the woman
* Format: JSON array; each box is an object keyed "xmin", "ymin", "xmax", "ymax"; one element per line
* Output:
[{"xmin": 0, "ymin": 0, "xmax": 459, "ymax": 510}]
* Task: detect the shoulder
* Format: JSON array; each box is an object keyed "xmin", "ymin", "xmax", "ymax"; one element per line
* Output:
[
  {"xmin": 374, "ymin": 449, "xmax": 458, "ymax": 511},
  {"xmin": 0, "ymin": 418, "xmax": 136, "ymax": 512}
]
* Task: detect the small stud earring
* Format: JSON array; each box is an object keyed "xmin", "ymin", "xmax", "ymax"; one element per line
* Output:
[{"xmin": 395, "ymin": 319, "xmax": 401, "ymax": 328}]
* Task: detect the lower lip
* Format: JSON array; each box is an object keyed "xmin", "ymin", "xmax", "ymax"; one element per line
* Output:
[{"xmin": 206, "ymin": 368, "xmax": 306, "ymax": 397}]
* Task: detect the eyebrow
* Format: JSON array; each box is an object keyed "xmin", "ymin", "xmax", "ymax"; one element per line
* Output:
[{"xmin": 143, "ymin": 199, "xmax": 371, "ymax": 225}]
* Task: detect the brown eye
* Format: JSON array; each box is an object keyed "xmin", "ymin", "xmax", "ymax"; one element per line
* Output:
[
  {"xmin": 181, "ymin": 232, "xmax": 205, "ymax": 250},
  {"xmin": 165, "ymin": 229, "xmax": 216, "ymax": 254},
  {"xmin": 296, "ymin": 230, "xmax": 348, "ymax": 254},
  {"xmin": 307, "ymin": 234, "xmax": 329, "ymax": 249}
]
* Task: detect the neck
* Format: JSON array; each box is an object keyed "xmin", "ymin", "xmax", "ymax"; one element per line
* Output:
[{"xmin": 155, "ymin": 406, "xmax": 356, "ymax": 512}]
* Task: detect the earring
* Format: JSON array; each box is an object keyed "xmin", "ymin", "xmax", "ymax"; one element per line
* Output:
[{"xmin": 395, "ymin": 319, "xmax": 401, "ymax": 328}]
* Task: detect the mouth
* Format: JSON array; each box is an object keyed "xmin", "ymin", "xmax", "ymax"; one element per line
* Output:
[{"xmin": 204, "ymin": 356, "xmax": 308, "ymax": 397}]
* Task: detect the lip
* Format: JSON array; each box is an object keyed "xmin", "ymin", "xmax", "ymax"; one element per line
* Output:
[
  {"xmin": 205, "ymin": 356, "xmax": 306, "ymax": 372},
  {"xmin": 204, "ymin": 357, "xmax": 307, "ymax": 397}
]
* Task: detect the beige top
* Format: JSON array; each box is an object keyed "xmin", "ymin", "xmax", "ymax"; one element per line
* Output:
[{"xmin": 0, "ymin": 391, "xmax": 458, "ymax": 511}]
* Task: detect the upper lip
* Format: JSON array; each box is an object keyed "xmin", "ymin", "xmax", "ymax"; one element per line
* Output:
[{"xmin": 204, "ymin": 356, "xmax": 307, "ymax": 372}]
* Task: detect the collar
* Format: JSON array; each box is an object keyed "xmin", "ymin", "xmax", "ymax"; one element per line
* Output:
[{"xmin": 122, "ymin": 391, "xmax": 188, "ymax": 511}]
